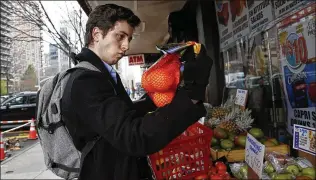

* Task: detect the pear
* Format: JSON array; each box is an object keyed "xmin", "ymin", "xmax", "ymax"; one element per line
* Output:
[
  {"xmin": 264, "ymin": 162, "xmax": 275, "ymax": 173},
  {"xmin": 273, "ymin": 173, "xmax": 292, "ymax": 180},
  {"xmin": 285, "ymin": 164, "xmax": 299, "ymax": 176}
]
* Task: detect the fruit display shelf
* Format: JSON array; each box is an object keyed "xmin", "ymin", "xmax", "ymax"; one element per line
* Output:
[{"xmin": 210, "ymin": 143, "xmax": 290, "ymax": 162}]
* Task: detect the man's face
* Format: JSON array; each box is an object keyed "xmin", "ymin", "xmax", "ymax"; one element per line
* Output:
[{"xmin": 92, "ymin": 20, "xmax": 134, "ymax": 65}]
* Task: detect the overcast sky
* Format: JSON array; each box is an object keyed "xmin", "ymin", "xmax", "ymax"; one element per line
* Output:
[{"xmin": 41, "ymin": 1, "xmax": 87, "ymax": 54}]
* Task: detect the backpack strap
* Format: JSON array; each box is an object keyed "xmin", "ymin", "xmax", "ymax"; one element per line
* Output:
[
  {"xmin": 74, "ymin": 61, "xmax": 100, "ymax": 72},
  {"xmin": 78, "ymin": 136, "xmax": 101, "ymax": 176}
]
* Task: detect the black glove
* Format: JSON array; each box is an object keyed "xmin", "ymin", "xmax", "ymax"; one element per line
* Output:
[{"xmin": 181, "ymin": 44, "xmax": 212, "ymax": 101}]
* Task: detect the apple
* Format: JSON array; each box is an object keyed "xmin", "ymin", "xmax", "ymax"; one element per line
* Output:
[
  {"xmin": 264, "ymin": 162, "xmax": 275, "ymax": 173},
  {"xmin": 220, "ymin": 139, "xmax": 235, "ymax": 150},
  {"xmin": 194, "ymin": 174, "xmax": 209, "ymax": 180},
  {"xmin": 208, "ymin": 166, "xmax": 217, "ymax": 175},
  {"xmin": 214, "ymin": 128, "xmax": 228, "ymax": 139},
  {"xmin": 215, "ymin": 162, "xmax": 227, "ymax": 172},
  {"xmin": 235, "ymin": 135, "xmax": 247, "ymax": 147},
  {"xmin": 302, "ymin": 167, "xmax": 315, "ymax": 179},
  {"xmin": 228, "ymin": 132, "xmax": 237, "ymax": 141},
  {"xmin": 220, "ymin": 172, "xmax": 231, "ymax": 180},
  {"xmin": 211, "ymin": 137, "xmax": 219, "ymax": 146},
  {"xmin": 249, "ymin": 128, "xmax": 264, "ymax": 139},
  {"xmin": 210, "ymin": 174, "xmax": 222, "ymax": 180},
  {"xmin": 285, "ymin": 164, "xmax": 300, "ymax": 176}
]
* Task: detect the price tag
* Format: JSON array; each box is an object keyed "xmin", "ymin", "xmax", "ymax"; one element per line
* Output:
[
  {"xmin": 245, "ymin": 133, "xmax": 265, "ymax": 179},
  {"xmin": 293, "ymin": 124, "xmax": 316, "ymax": 156},
  {"xmin": 235, "ymin": 89, "xmax": 248, "ymax": 108}
]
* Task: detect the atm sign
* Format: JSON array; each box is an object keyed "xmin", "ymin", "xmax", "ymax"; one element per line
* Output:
[{"xmin": 128, "ymin": 54, "xmax": 145, "ymax": 65}]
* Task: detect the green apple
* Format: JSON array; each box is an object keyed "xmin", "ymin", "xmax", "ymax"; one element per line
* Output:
[
  {"xmin": 211, "ymin": 137, "xmax": 219, "ymax": 146},
  {"xmin": 264, "ymin": 162, "xmax": 275, "ymax": 173},
  {"xmin": 285, "ymin": 164, "xmax": 300, "ymax": 176},
  {"xmin": 302, "ymin": 167, "xmax": 315, "ymax": 179}
]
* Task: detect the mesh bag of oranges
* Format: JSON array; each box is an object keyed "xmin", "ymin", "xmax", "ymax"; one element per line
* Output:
[{"xmin": 141, "ymin": 41, "xmax": 201, "ymax": 107}]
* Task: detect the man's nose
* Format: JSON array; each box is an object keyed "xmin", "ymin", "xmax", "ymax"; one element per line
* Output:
[{"xmin": 121, "ymin": 39, "xmax": 129, "ymax": 51}]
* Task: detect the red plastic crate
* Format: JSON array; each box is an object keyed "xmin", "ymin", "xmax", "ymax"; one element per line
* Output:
[{"xmin": 148, "ymin": 123, "xmax": 213, "ymax": 180}]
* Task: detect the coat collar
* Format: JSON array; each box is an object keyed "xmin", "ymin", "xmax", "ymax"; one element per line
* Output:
[
  {"xmin": 76, "ymin": 48, "xmax": 118, "ymax": 87},
  {"xmin": 76, "ymin": 48, "xmax": 134, "ymax": 106}
]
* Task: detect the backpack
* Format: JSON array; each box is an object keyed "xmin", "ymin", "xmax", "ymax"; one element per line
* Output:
[{"xmin": 35, "ymin": 61, "xmax": 101, "ymax": 179}]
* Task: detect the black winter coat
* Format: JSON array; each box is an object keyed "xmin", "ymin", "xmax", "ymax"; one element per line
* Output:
[{"xmin": 61, "ymin": 48, "xmax": 206, "ymax": 180}]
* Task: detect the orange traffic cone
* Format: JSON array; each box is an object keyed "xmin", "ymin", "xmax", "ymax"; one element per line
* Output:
[
  {"xmin": 28, "ymin": 119, "xmax": 38, "ymax": 140},
  {"xmin": 0, "ymin": 132, "xmax": 5, "ymax": 161}
]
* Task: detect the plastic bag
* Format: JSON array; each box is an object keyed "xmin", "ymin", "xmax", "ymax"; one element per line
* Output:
[
  {"xmin": 265, "ymin": 151, "xmax": 295, "ymax": 173},
  {"xmin": 229, "ymin": 162, "xmax": 248, "ymax": 180},
  {"xmin": 295, "ymin": 157, "xmax": 313, "ymax": 170}
]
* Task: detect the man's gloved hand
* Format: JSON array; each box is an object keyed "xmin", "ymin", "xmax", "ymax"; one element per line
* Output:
[{"xmin": 181, "ymin": 44, "xmax": 212, "ymax": 102}]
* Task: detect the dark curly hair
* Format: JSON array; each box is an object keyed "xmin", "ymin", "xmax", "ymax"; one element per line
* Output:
[{"xmin": 84, "ymin": 4, "xmax": 141, "ymax": 47}]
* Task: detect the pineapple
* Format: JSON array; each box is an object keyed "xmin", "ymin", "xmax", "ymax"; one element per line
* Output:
[
  {"xmin": 216, "ymin": 106, "xmax": 254, "ymax": 133},
  {"xmin": 218, "ymin": 120, "xmax": 239, "ymax": 134},
  {"xmin": 211, "ymin": 107, "xmax": 228, "ymax": 119}
]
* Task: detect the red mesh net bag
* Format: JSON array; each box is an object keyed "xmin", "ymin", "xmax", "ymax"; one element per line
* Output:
[
  {"xmin": 142, "ymin": 42, "xmax": 200, "ymax": 107},
  {"xmin": 142, "ymin": 53, "xmax": 181, "ymax": 107}
]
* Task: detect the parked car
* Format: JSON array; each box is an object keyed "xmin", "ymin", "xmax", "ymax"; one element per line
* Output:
[
  {"xmin": 0, "ymin": 91, "xmax": 37, "ymax": 122},
  {"xmin": 1, "ymin": 95, "xmax": 10, "ymax": 104}
]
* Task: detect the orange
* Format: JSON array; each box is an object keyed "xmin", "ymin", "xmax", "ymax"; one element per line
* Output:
[
  {"xmin": 142, "ymin": 53, "xmax": 181, "ymax": 107},
  {"xmin": 149, "ymin": 91, "xmax": 175, "ymax": 107}
]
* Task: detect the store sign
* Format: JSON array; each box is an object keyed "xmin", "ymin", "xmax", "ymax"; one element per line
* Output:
[
  {"xmin": 278, "ymin": 8, "xmax": 316, "ymax": 135},
  {"xmin": 231, "ymin": 0, "xmax": 249, "ymax": 39},
  {"xmin": 214, "ymin": 0, "xmax": 234, "ymax": 49},
  {"xmin": 235, "ymin": 89, "xmax": 248, "ymax": 107},
  {"xmin": 245, "ymin": 133, "xmax": 265, "ymax": 179},
  {"xmin": 248, "ymin": 0, "xmax": 274, "ymax": 33},
  {"xmin": 293, "ymin": 124, "xmax": 316, "ymax": 156},
  {"xmin": 273, "ymin": 0, "xmax": 307, "ymax": 19},
  {"xmin": 128, "ymin": 54, "xmax": 145, "ymax": 66}
]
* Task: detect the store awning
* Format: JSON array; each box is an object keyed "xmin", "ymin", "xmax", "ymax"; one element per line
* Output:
[{"xmin": 76, "ymin": 0, "xmax": 186, "ymax": 55}]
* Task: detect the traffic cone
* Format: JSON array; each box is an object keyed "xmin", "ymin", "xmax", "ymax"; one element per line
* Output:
[
  {"xmin": 0, "ymin": 132, "xmax": 5, "ymax": 161},
  {"xmin": 28, "ymin": 119, "xmax": 38, "ymax": 140}
]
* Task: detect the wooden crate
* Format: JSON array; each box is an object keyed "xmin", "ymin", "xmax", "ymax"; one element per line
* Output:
[{"xmin": 211, "ymin": 144, "xmax": 290, "ymax": 162}]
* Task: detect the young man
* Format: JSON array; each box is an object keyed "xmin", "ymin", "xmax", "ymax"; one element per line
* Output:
[{"xmin": 61, "ymin": 4, "xmax": 212, "ymax": 180}]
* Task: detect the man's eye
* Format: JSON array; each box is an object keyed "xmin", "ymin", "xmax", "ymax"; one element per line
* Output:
[{"xmin": 116, "ymin": 34, "xmax": 124, "ymax": 41}]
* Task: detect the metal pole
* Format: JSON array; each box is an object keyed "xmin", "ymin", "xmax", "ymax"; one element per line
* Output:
[
  {"xmin": 58, "ymin": 48, "xmax": 61, "ymax": 72},
  {"xmin": 265, "ymin": 31, "xmax": 278, "ymax": 138},
  {"xmin": 37, "ymin": 56, "xmax": 41, "ymax": 89}
]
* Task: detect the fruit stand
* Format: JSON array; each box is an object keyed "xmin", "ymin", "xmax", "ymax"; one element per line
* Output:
[
  {"xmin": 199, "ymin": 0, "xmax": 316, "ymax": 179},
  {"xmin": 204, "ymin": 97, "xmax": 291, "ymax": 163},
  {"xmin": 143, "ymin": 1, "xmax": 315, "ymax": 179}
]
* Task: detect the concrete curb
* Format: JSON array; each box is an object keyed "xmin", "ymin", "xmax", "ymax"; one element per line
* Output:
[{"xmin": 1, "ymin": 141, "xmax": 40, "ymax": 165}]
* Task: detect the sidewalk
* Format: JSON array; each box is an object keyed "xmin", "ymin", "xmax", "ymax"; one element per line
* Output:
[{"xmin": 1, "ymin": 142, "xmax": 62, "ymax": 179}]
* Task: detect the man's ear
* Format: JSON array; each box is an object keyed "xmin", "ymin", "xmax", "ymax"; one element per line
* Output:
[{"xmin": 91, "ymin": 27, "xmax": 102, "ymax": 43}]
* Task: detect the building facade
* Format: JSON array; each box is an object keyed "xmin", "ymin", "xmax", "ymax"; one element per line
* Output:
[
  {"xmin": 0, "ymin": 1, "xmax": 13, "ymax": 93},
  {"xmin": 7, "ymin": 2, "xmax": 43, "ymax": 92}
]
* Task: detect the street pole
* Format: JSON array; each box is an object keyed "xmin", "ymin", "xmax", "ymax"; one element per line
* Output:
[
  {"xmin": 58, "ymin": 48, "xmax": 61, "ymax": 73},
  {"xmin": 37, "ymin": 56, "xmax": 41, "ymax": 90}
]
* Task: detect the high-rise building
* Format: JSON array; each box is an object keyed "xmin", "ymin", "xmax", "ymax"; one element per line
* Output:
[
  {"xmin": 8, "ymin": 2, "xmax": 43, "ymax": 92},
  {"xmin": 0, "ymin": 1, "xmax": 13, "ymax": 91}
]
